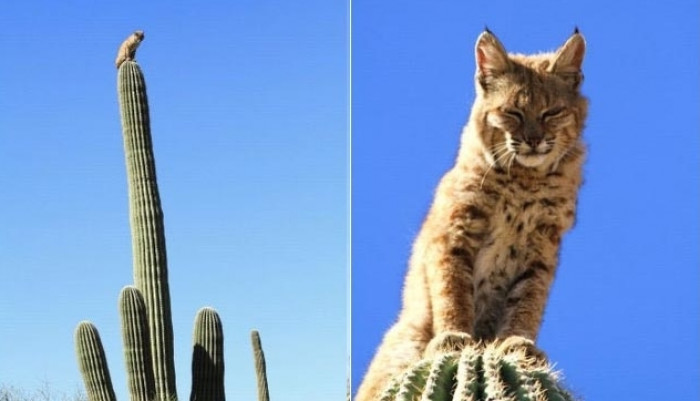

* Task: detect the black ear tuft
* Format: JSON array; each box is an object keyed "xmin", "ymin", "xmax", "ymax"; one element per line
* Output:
[
  {"xmin": 484, "ymin": 25, "xmax": 492, "ymax": 34},
  {"xmin": 573, "ymin": 26, "xmax": 580, "ymax": 34}
]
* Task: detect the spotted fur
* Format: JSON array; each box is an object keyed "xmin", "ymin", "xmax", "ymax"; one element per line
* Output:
[{"xmin": 356, "ymin": 29, "xmax": 587, "ymax": 401}]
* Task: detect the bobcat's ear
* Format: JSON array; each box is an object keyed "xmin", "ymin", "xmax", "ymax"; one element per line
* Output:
[
  {"xmin": 475, "ymin": 30, "xmax": 511, "ymax": 83},
  {"xmin": 550, "ymin": 30, "xmax": 586, "ymax": 88}
]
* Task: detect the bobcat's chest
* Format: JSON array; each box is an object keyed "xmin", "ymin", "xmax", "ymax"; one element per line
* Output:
[{"xmin": 471, "ymin": 179, "xmax": 575, "ymax": 289}]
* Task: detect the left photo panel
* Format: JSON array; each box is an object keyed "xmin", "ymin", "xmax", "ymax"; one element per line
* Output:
[{"xmin": 0, "ymin": 2, "xmax": 348, "ymax": 400}]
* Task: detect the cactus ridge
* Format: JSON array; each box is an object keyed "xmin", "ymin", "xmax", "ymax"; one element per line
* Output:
[
  {"xmin": 482, "ymin": 343, "xmax": 512, "ymax": 400},
  {"xmin": 531, "ymin": 372, "xmax": 574, "ymax": 401},
  {"xmin": 454, "ymin": 341, "xmax": 482, "ymax": 401},
  {"xmin": 379, "ymin": 338, "xmax": 576, "ymax": 401},
  {"xmin": 421, "ymin": 353, "xmax": 459, "ymax": 401},
  {"xmin": 379, "ymin": 359, "xmax": 431, "ymax": 401}
]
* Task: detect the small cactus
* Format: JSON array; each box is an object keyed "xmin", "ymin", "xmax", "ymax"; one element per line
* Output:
[
  {"xmin": 119, "ymin": 286, "xmax": 156, "ymax": 401},
  {"xmin": 191, "ymin": 308, "xmax": 225, "ymax": 401},
  {"xmin": 251, "ymin": 330, "xmax": 270, "ymax": 401},
  {"xmin": 378, "ymin": 336, "xmax": 576, "ymax": 401},
  {"xmin": 74, "ymin": 322, "xmax": 117, "ymax": 401}
]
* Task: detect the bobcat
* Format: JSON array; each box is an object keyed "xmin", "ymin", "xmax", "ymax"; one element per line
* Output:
[
  {"xmin": 356, "ymin": 29, "xmax": 587, "ymax": 401},
  {"xmin": 115, "ymin": 30, "xmax": 145, "ymax": 69}
]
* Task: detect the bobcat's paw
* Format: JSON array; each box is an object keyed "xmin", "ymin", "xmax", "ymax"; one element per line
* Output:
[
  {"xmin": 496, "ymin": 335, "xmax": 547, "ymax": 362},
  {"xmin": 424, "ymin": 331, "xmax": 472, "ymax": 357}
]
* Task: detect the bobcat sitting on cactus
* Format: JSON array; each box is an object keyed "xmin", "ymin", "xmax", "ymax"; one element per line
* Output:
[
  {"xmin": 357, "ymin": 29, "xmax": 587, "ymax": 401},
  {"xmin": 115, "ymin": 30, "xmax": 144, "ymax": 69}
]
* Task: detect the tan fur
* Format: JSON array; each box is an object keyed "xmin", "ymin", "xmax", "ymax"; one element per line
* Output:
[
  {"xmin": 356, "ymin": 30, "xmax": 587, "ymax": 401},
  {"xmin": 115, "ymin": 30, "xmax": 145, "ymax": 69}
]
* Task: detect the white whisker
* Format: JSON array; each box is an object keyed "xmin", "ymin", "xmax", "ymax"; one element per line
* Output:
[
  {"xmin": 480, "ymin": 141, "xmax": 512, "ymax": 189},
  {"xmin": 506, "ymin": 152, "xmax": 516, "ymax": 177}
]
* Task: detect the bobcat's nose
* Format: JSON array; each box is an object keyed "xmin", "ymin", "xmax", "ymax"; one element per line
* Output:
[
  {"xmin": 523, "ymin": 131, "xmax": 544, "ymax": 150},
  {"xmin": 524, "ymin": 137, "xmax": 541, "ymax": 149}
]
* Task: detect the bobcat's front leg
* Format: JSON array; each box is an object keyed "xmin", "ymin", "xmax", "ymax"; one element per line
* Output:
[
  {"xmin": 498, "ymin": 223, "xmax": 561, "ymax": 340},
  {"xmin": 422, "ymin": 203, "xmax": 490, "ymax": 335}
]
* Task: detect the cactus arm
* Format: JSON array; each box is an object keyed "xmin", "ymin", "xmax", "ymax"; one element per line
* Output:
[
  {"xmin": 250, "ymin": 330, "xmax": 270, "ymax": 401},
  {"xmin": 119, "ymin": 286, "xmax": 156, "ymax": 401},
  {"xmin": 118, "ymin": 60, "xmax": 177, "ymax": 401},
  {"xmin": 75, "ymin": 322, "xmax": 118, "ymax": 401},
  {"xmin": 190, "ymin": 308, "xmax": 225, "ymax": 401}
]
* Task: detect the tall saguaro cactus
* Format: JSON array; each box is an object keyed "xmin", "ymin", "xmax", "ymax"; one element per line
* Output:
[{"xmin": 118, "ymin": 57, "xmax": 177, "ymax": 401}]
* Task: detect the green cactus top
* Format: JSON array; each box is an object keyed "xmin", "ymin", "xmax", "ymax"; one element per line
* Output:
[{"xmin": 379, "ymin": 335, "xmax": 577, "ymax": 401}]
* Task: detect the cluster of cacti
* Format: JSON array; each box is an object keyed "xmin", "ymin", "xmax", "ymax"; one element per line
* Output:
[
  {"xmin": 74, "ymin": 56, "xmax": 270, "ymax": 401},
  {"xmin": 379, "ymin": 336, "xmax": 575, "ymax": 401}
]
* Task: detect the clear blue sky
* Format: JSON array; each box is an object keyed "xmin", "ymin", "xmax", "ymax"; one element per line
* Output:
[
  {"xmin": 0, "ymin": 2, "xmax": 347, "ymax": 400},
  {"xmin": 351, "ymin": 1, "xmax": 698, "ymax": 400}
]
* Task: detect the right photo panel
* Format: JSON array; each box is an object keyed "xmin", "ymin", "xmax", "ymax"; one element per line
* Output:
[{"xmin": 351, "ymin": 2, "xmax": 699, "ymax": 400}]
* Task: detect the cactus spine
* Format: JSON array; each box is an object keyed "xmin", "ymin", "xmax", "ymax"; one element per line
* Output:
[
  {"xmin": 118, "ymin": 60, "xmax": 177, "ymax": 401},
  {"xmin": 191, "ymin": 308, "xmax": 225, "ymax": 401},
  {"xmin": 251, "ymin": 330, "xmax": 270, "ymax": 401},
  {"xmin": 378, "ymin": 337, "xmax": 576, "ymax": 401}
]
